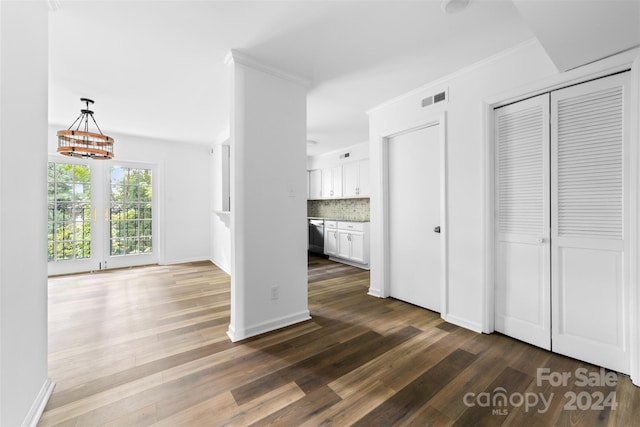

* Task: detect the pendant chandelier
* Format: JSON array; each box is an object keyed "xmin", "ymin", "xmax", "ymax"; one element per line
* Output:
[{"xmin": 57, "ymin": 98, "xmax": 114, "ymax": 159}]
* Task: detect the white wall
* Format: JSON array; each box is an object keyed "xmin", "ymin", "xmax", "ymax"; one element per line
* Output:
[
  {"xmin": 227, "ymin": 51, "xmax": 309, "ymax": 342},
  {"xmin": 0, "ymin": 1, "xmax": 52, "ymax": 425},
  {"xmin": 368, "ymin": 40, "xmax": 558, "ymax": 331},
  {"xmin": 47, "ymin": 127, "xmax": 211, "ymax": 266},
  {"xmin": 307, "ymin": 141, "xmax": 369, "ymax": 170},
  {"xmin": 210, "ymin": 140, "xmax": 231, "ymax": 274}
]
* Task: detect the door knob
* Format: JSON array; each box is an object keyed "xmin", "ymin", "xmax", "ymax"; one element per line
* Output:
[{"xmin": 434, "ymin": 226, "xmax": 441, "ymax": 233}]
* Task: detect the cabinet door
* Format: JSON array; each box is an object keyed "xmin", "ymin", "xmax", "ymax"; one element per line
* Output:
[
  {"xmin": 337, "ymin": 231, "xmax": 351, "ymax": 259},
  {"xmin": 358, "ymin": 160, "xmax": 370, "ymax": 197},
  {"xmin": 321, "ymin": 168, "xmax": 333, "ymax": 198},
  {"xmin": 324, "ymin": 228, "xmax": 338, "ymax": 256},
  {"xmin": 349, "ymin": 232, "xmax": 365, "ymax": 263},
  {"xmin": 309, "ymin": 169, "xmax": 322, "ymax": 199},
  {"xmin": 321, "ymin": 167, "xmax": 344, "ymax": 198},
  {"xmin": 332, "ymin": 166, "xmax": 343, "ymax": 198},
  {"xmin": 342, "ymin": 162, "xmax": 359, "ymax": 197}
]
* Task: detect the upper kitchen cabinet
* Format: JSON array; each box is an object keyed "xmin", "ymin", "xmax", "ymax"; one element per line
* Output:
[
  {"xmin": 322, "ymin": 166, "xmax": 343, "ymax": 199},
  {"xmin": 343, "ymin": 159, "xmax": 370, "ymax": 198},
  {"xmin": 308, "ymin": 169, "xmax": 322, "ymax": 199}
]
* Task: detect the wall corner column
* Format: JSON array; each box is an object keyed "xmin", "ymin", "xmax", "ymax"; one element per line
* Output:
[
  {"xmin": 0, "ymin": 1, "xmax": 52, "ymax": 425},
  {"xmin": 225, "ymin": 50, "xmax": 311, "ymax": 342}
]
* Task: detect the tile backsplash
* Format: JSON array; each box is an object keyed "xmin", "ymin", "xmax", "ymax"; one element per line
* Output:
[{"xmin": 307, "ymin": 198, "xmax": 370, "ymax": 221}]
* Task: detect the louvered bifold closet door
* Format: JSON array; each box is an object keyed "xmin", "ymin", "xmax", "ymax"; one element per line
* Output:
[
  {"xmin": 551, "ymin": 72, "xmax": 630, "ymax": 374},
  {"xmin": 494, "ymin": 94, "xmax": 551, "ymax": 350}
]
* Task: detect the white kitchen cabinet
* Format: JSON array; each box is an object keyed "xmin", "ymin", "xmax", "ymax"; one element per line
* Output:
[
  {"xmin": 348, "ymin": 231, "xmax": 366, "ymax": 264},
  {"xmin": 342, "ymin": 160, "xmax": 370, "ymax": 198},
  {"xmin": 325, "ymin": 221, "xmax": 369, "ymax": 269},
  {"xmin": 308, "ymin": 169, "xmax": 322, "ymax": 199},
  {"xmin": 337, "ymin": 230, "xmax": 365, "ymax": 263},
  {"xmin": 324, "ymin": 221, "xmax": 338, "ymax": 256},
  {"xmin": 342, "ymin": 162, "xmax": 358, "ymax": 198},
  {"xmin": 321, "ymin": 166, "xmax": 342, "ymax": 198},
  {"xmin": 359, "ymin": 160, "xmax": 370, "ymax": 196},
  {"xmin": 337, "ymin": 231, "xmax": 351, "ymax": 259}
]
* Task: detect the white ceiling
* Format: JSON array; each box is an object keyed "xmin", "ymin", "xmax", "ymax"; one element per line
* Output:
[
  {"xmin": 513, "ymin": 0, "xmax": 640, "ymax": 72},
  {"xmin": 49, "ymin": 0, "xmax": 537, "ymax": 156}
]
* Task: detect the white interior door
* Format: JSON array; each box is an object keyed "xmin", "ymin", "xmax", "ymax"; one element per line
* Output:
[
  {"xmin": 494, "ymin": 94, "xmax": 551, "ymax": 350},
  {"xmin": 551, "ymin": 73, "xmax": 630, "ymax": 374},
  {"xmin": 388, "ymin": 124, "xmax": 441, "ymax": 312}
]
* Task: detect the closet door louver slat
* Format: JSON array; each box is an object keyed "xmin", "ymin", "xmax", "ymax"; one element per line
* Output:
[
  {"xmin": 556, "ymin": 86, "xmax": 623, "ymax": 239},
  {"xmin": 497, "ymin": 104, "xmax": 546, "ymax": 236}
]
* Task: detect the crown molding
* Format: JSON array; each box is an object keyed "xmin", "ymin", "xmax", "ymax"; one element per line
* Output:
[{"xmin": 224, "ymin": 49, "xmax": 311, "ymax": 88}]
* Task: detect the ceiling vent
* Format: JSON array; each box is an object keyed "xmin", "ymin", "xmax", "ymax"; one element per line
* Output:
[{"xmin": 421, "ymin": 88, "xmax": 448, "ymax": 108}]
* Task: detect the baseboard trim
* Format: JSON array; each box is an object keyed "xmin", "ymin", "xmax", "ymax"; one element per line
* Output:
[
  {"xmin": 22, "ymin": 378, "xmax": 55, "ymax": 427},
  {"xmin": 442, "ymin": 314, "xmax": 483, "ymax": 334},
  {"xmin": 367, "ymin": 288, "xmax": 384, "ymax": 298},
  {"xmin": 227, "ymin": 310, "xmax": 312, "ymax": 342},
  {"xmin": 159, "ymin": 256, "xmax": 210, "ymax": 266},
  {"xmin": 209, "ymin": 257, "xmax": 231, "ymax": 275},
  {"xmin": 327, "ymin": 256, "xmax": 369, "ymax": 270}
]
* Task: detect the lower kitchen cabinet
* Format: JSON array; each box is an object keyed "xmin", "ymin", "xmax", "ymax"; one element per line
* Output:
[
  {"xmin": 325, "ymin": 223, "xmax": 339, "ymax": 257},
  {"xmin": 324, "ymin": 221, "xmax": 369, "ymax": 269}
]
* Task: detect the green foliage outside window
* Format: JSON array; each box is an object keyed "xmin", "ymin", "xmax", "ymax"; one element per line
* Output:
[
  {"xmin": 110, "ymin": 167, "xmax": 153, "ymax": 256},
  {"xmin": 47, "ymin": 163, "xmax": 92, "ymax": 261},
  {"xmin": 48, "ymin": 163, "xmax": 153, "ymax": 262}
]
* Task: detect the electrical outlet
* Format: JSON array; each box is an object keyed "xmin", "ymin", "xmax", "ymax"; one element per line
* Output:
[{"xmin": 271, "ymin": 286, "xmax": 279, "ymax": 300}]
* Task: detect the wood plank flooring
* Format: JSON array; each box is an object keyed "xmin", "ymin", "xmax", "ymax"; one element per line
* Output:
[{"xmin": 40, "ymin": 255, "xmax": 640, "ymax": 426}]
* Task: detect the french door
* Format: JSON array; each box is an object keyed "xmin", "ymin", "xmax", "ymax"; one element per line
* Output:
[
  {"xmin": 495, "ymin": 72, "xmax": 630, "ymax": 374},
  {"xmin": 47, "ymin": 158, "xmax": 158, "ymax": 275}
]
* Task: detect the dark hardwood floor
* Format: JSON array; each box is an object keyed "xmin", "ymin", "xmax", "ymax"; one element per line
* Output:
[{"xmin": 39, "ymin": 255, "xmax": 640, "ymax": 426}]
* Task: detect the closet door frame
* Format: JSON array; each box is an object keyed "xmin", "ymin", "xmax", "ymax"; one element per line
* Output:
[{"xmin": 482, "ymin": 50, "xmax": 640, "ymax": 385}]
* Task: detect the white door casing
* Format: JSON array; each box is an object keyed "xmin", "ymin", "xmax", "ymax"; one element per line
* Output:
[
  {"xmin": 387, "ymin": 124, "xmax": 441, "ymax": 312},
  {"xmin": 494, "ymin": 94, "xmax": 551, "ymax": 350},
  {"xmin": 551, "ymin": 72, "xmax": 630, "ymax": 374}
]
